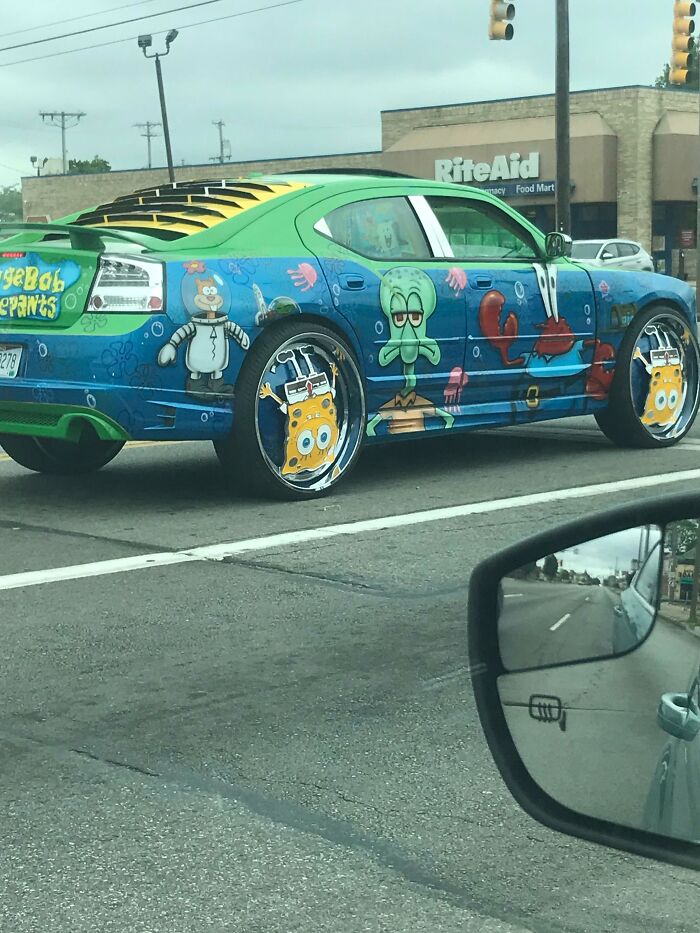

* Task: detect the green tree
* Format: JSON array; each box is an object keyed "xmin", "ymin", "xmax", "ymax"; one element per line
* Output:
[
  {"xmin": 68, "ymin": 155, "xmax": 111, "ymax": 174},
  {"xmin": 0, "ymin": 185, "xmax": 22, "ymax": 221},
  {"xmin": 675, "ymin": 518, "xmax": 698, "ymax": 556},
  {"xmin": 542, "ymin": 554, "xmax": 559, "ymax": 579}
]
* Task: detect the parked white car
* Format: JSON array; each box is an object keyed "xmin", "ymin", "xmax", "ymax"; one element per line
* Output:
[{"xmin": 571, "ymin": 239, "xmax": 655, "ymax": 273}]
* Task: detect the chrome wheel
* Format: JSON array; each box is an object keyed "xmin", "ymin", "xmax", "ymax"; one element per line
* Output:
[
  {"xmin": 629, "ymin": 313, "xmax": 700, "ymax": 441},
  {"xmin": 254, "ymin": 331, "xmax": 365, "ymax": 494}
]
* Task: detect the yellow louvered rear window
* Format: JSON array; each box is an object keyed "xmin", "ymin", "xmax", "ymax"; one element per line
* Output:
[{"xmin": 73, "ymin": 178, "xmax": 308, "ymax": 240}]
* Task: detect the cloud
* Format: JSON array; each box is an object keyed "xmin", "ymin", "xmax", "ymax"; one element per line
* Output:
[{"xmin": 0, "ymin": 0, "xmax": 672, "ymax": 188}]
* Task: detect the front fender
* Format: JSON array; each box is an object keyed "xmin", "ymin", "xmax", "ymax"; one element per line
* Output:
[{"xmin": 584, "ymin": 268, "xmax": 696, "ymax": 335}]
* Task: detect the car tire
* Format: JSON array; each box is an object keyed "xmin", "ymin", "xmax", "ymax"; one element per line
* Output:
[
  {"xmin": 594, "ymin": 303, "xmax": 700, "ymax": 449},
  {"xmin": 214, "ymin": 321, "xmax": 366, "ymax": 500},
  {"xmin": 0, "ymin": 427, "xmax": 125, "ymax": 474}
]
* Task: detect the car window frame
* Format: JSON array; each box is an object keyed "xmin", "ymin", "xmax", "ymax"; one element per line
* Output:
[
  {"xmin": 629, "ymin": 540, "xmax": 662, "ymax": 611},
  {"xmin": 423, "ymin": 193, "xmax": 542, "ymax": 264},
  {"xmin": 297, "ymin": 185, "xmax": 549, "ymax": 266}
]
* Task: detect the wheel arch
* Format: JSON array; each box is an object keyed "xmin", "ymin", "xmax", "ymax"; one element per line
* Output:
[
  {"xmin": 635, "ymin": 295, "xmax": 696, "ymax": 330},
  {"xmin": 238, "ymin": 311, "xmax": 366, "ymax": 391}
]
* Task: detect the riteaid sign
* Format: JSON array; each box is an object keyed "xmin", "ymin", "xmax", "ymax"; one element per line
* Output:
[{"xmin": 435, "ymin": 152, "xmax": 540, "ymax": 184}]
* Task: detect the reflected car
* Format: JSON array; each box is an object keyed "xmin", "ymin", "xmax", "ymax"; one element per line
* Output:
[
  {"xmin": 0, "ymin": 172, "xmax": 698, "ymax": 499},
  {"xmin": 572, "ymin": 239, "xmax": 655, "ymax": 273},
  {"xmin": 644, "ymin": 663, "xmax": 700, "ymax": 843},
  {"xmin": 613, "ymin": 541, "xmax": 661, "ymax": 654}
]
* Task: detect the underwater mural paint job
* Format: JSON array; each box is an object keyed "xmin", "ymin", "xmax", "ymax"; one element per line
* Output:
[{"xmin": 0, "ymin": 173, "xmax": 698, "ymax": 497}]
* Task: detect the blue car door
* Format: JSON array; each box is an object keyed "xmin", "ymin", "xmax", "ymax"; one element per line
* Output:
[
  {"xmin": 297, "ymin": 190, "xmax": 468, "ymax": 438},
  {"xmin": 424, "ymin": 194, "xmax": 597, "ymax": 423}
]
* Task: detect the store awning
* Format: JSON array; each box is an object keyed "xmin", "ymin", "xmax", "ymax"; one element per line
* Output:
[
  {"xmin": 654, "ymin": 111, "xmax": 698, "ymax": 201},
  {"xmin": 383, "ymin": 112, "xmax": 617, "ymax": 203}
]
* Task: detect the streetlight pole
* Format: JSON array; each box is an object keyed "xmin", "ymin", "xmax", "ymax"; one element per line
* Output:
[
  {"xmin": 555, "ymin": 0, "xmax": 571, "ymax": 234},
  {"xmin": 138, "ymin": 31, "xmax": 178, "ymax": 184}
]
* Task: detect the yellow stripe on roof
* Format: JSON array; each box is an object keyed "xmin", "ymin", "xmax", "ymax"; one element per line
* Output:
[{"xmin": 77, "ymin": 180, "xmax": 308, "ymax": 237}]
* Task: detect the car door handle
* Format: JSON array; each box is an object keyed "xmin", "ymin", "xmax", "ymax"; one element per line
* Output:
[
  {"xmin": 339, "ymin": 274, "xmax": 365, "ymax": 290},
  {"xmin": 471, "ymin": 275, "xmax": 493, "ymax": 290}
]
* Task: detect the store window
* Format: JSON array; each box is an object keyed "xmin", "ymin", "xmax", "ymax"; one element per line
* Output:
[
  {"xmin": 425, "ymin": 196, "xmax": 538, "ymax": 261},
  {"xmin": 317, "ymin": 197, "xmax": 431, "ymax": 261}
]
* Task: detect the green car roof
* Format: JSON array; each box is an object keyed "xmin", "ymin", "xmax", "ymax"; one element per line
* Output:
[{"xmin": 47, "ymin": 173, "xmax": 546, "ymax": 255}]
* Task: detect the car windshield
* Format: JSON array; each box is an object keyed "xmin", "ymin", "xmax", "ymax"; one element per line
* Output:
[
  {"xmin": 572, "ymin": 241, "xmax": 604, "ymax": 259},
  {"xmin": 2, "ymin": 3, "xmax": 700, "ymax": 931}
]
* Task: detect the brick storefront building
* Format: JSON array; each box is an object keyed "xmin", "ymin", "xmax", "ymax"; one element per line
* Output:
[{"xmin": 21, "ymin": 85, "xmax": 699, "ymax": 275}]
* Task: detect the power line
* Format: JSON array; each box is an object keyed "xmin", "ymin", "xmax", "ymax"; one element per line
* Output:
[
  {"xmin": 0, "ymin": 0, "xmax": 305, "ymax": 69},
  {"xmin": 0, "ymin": 0, "xmax": 228, "ymax": 54},
  {"xmin": 3, "ymin": 0, "xmax": 164, "ymax": 40}
]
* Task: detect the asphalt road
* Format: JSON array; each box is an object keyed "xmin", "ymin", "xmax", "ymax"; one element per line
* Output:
[
  {"xmin": 500, "ymin": 579, "xmax": 622, "ymax": 669},
  {"xmin": 3, "ymin": 415, "xmax": 700, "ymax": 933}
]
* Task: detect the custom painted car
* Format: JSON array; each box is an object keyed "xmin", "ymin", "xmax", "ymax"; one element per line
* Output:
[{"xmin": 0, "ymin": 171, "xmax": 698, "ymax": 499}]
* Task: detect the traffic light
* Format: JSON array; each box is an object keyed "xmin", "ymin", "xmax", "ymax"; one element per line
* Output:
[
  {"xmin": 670, "ymin": 1, "xmax": 696, "ymax": 84},
  {"xmin": 489, "ymin": 1, "xmax": 515, "ymax": 41}
]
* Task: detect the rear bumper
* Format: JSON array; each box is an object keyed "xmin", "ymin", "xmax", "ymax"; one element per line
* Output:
[
  {"xmin": 0, "ymin": 315, "xmax": 238, "ymax": 441},
  {"xmin": 0, "ymin": 400, "xmax": 130, "ymax": 442},
  {"xmin": 0, "ymin": 381, "xmax": 235, "ymax": 442}
]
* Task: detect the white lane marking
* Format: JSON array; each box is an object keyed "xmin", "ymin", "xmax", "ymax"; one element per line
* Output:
[
  {"xmin": 3, "ymin": 466, "xmax": 700, "ymax": 593},
  {"xmin": 504, "ymin": 593, "xmax": 523, "ymax": 598},
  {"xmin": 550, "ymin": 613, "xmax": 571, "ymax": 632}
]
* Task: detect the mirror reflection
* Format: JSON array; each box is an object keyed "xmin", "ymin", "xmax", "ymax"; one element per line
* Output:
[
  {"xmin": 499, "ymin": 525, "xmax": 663, "ymax": 670},
  {"xmin": 498, "ymin": 517, "xmax": 700, "ymax": 846}
]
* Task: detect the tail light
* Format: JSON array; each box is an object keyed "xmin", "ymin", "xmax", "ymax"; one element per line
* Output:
[{"xmin": 88, "ymin": 255, "xmax": 164, "ymax": 314}]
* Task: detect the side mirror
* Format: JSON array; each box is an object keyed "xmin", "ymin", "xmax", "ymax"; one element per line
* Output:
[
  {"xmin": 468, "ymin": 493, "xmax": 700, "ymax": 872},
  {"xmin": 545, "ymin": 231, "xmax": 572, "ymax": 259},
  {"xmin": 600, "ymin": 250, "xmax": 615, "ymax": 261}
]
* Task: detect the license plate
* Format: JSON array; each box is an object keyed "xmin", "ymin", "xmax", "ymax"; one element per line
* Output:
[{"xmin": 0, "ymin": 345, "xmax": 23, "ymax": 379}]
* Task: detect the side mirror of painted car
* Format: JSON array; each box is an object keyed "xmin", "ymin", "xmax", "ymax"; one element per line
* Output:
[
  {"xmin": 544, "ymin": 231, "xmax": 573, "ymax": 259},
  {"xmin": 468, "ymin": 492, "xmax": 700, "ymax": 872}
]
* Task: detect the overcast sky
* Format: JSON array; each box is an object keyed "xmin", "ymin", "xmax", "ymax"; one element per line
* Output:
[
  {"xmin": 548, "ymin": 527, "xmax": 662, "ymax": 579},
  {"xmin": 0, "ymin": 0, "xmax": 685, "ymax": 188}
]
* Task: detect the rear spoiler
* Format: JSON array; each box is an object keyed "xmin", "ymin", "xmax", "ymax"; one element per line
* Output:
[{"xmin": 0, "ymin": 222, "xmax": 154, "ymax": 253}]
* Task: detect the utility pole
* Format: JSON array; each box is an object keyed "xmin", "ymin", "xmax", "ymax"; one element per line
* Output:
[
  {"xmin": 134, "ymin": 121, "xmax": 162, "ymax": 169},
  {"xmin": 488, "ymin": 2, "xmax": 571, "ymax": 234},
  {"xmin": 211, "ymin": 119, "xmax": 225, "ymax": 164},
  {"xmin": 39, "ymin": 111, "xmax": 85, "ymax": 174},
  {"xmin": 555, "ymin": 0, "xmax": 571, "ymax": 234}
]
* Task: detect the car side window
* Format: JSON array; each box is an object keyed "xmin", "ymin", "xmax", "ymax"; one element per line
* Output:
[
  {"xmin": 318, "ymin": 197, "xmax": 431, "ymax": 261},
  {"xmin": 633, "ymin": 542, "xmax": 661, "ymax": 607},
  {"xmin": 619, "ymin": 243, "xmax": 637, "ymax": 257},
  {"xmin": 425, "ymin": 196, "xmax": 538, "ymax": 261}
]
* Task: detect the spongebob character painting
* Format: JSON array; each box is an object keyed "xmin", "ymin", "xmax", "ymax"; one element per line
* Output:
[
  {"xmin": 259, "ymin": 347, "xmax": 340, "ymax": 476},
  {"xmin": 366, "ymin": 267, "xmax": 454, "ymax": 436},
  {"xmin": 157, "ymin": 273, "xmax": 250, "ymax": 401},
  {"xmin": 633, "ymin": 325, "xmax": 685, "ymax": 428}
]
